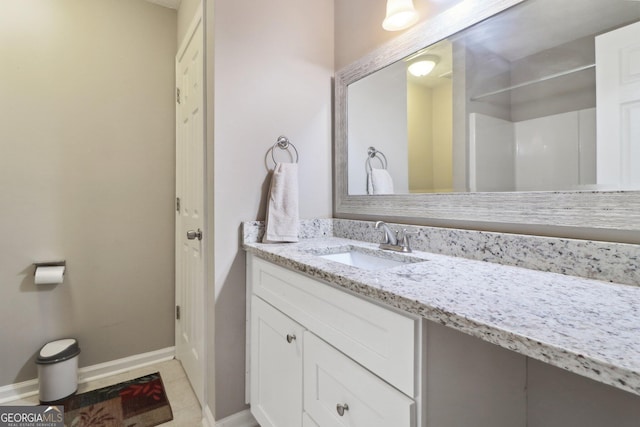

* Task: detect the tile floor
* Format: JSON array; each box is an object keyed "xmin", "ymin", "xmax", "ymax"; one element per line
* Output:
[{"xmin": 4, "ymin": 359, "xmax": 202, "ymax": 426}]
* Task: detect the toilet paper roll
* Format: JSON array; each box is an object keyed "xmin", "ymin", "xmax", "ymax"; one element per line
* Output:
[{"xmin": 35, "ymin": 266, "xmax": 65, "ymax": 285}]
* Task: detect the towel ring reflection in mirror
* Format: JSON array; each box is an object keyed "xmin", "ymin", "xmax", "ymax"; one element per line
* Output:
[
  {"xmin": 366, "ymin": 146, "xmax": 388, "ymax": 173},
  {"xmin": 271, "ymin": 136, "xmax": 299, "ymax": 164}
]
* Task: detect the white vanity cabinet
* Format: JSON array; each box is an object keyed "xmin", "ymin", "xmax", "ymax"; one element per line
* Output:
[
  {"xmin": 246, "ymin": 254, "xmax": 425, "ymax": 427},
  {"xmin": 245, "ymin": 236, "xmax": 640, "ymax": 427}
]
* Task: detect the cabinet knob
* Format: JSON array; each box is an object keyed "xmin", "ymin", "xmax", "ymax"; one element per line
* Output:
[
  {"xmin": 286, "ymin": 334, "xmax": 296, "ymax": 343},
  {"xmin": 336, "ymin": 403, "xmax": 349, "ymax": 416}
]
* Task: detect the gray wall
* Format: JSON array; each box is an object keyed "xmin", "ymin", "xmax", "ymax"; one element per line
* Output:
[
  {"xmin": 0, "ymin": 0, "xmax": 177, "ymax": 386},
  {"xmin": 429, "ymin": 322, "xmax": 640, "ymax": 427},
  {"xmin": 212, "ymin": 0, "xmax": 334, "ymax": 419}
]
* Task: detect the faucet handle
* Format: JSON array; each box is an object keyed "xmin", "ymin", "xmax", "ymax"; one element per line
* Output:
[
  {"xmin": 398, "ymin": 229, "xmax": 418, "ymax": 252},
  {"xmin": 396, "ymin": 228, "xmax": 418, "ymax": 239}
]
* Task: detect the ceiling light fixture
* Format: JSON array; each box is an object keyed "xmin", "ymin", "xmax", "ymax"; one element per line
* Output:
[
  {"xmin": 407, "ymin": 55, "xmax": 439, "ymax": 77},
  {"xmin": 382, "ymin": 0, "xmax": 419, "ymax": 31}
]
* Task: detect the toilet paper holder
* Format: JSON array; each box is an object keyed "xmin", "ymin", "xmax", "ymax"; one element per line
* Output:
[{"xmin": 33, "ymin": 261, "xmax": 66, "ymax": 275}]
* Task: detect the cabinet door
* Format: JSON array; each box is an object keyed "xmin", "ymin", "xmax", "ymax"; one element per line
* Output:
[
  {"xmin": 251, "ymin": 296, "xmax": 305, "ymax": 427},
  {"xmin": 304, "ymin": 332, "xmax": 415, "ymax": 427}
]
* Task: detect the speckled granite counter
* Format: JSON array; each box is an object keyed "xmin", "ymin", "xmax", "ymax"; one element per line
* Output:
[{"xmin": 243, "ymin": 235, "xmax": 640, "ymax": 397}]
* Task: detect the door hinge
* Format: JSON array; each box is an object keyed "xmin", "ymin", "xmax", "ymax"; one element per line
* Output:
[
  {"xmin": 176, "ymin": 305, "xmax": 181, "ymax": 320},
  {"xmin": 176, "ymin": 87, "xmax": 181, "ymax": 104},
  {"xmin": 176, "ymin": 197, "xmax": 181, "ymax": 213}
]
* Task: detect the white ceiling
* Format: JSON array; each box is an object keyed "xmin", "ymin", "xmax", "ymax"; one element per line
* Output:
[
  {"xmin": 460, "ymin": 0, "xmax": 640, "ymax": 62},
  {"xmin": 417, "ymin": 0, "xmax": 466, "ymax": 18}
]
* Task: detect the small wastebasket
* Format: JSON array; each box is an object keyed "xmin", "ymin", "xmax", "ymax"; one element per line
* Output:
[{"xmin": 36, "ymin": 338, "xmax": 80, "ymax": 403}]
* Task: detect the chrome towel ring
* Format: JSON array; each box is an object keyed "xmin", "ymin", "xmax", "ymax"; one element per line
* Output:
[
  {"xmin": 366, "ymin": 146, "xmax": 387, "ymax": 172},
  {"xmin": 271, "ymin": 136, "xmax": 299, "ymax": 164}
]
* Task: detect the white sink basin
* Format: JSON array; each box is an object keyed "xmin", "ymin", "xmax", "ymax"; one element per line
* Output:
[{"xmin": 318, "ymin": 248, "xmax": 418, "ymax": 271}]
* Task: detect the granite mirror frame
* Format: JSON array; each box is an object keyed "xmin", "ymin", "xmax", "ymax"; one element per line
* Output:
[{"xmin": 334, "ymin": 0, "xmax": 640, "ymax": 242}]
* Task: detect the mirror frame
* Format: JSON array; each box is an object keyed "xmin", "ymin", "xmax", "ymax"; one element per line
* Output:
[{"xmin": 334, "ymin": 0, "xmax": 640, "ymax": 241}]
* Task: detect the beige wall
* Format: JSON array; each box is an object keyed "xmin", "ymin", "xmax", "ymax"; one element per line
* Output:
[
  {"xmin": 213, "ymin": 0, "xmax": 334, "ymax": 419},
  {"xmin": 0, "ymin": 0, "xmax": 176, "ymax": 387},
  {"xmin": 432, "ymin": 82, "xmax": 453, "ymax": 192},
  {"xmin": 408, "ymin": 82, "xmax": 434, "ymax": 192},
  {"xmin": 408, "ymin": 81, "xmax": 453, "ymax": 193}
]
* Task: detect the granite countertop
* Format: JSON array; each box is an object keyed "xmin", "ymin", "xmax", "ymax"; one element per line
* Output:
[{"xmin": 244, "ymin": 237, "xmax": 640, "ymax": 397}]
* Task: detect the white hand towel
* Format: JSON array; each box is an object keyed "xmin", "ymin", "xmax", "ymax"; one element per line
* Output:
[
  {"xmin": 263, "ymin": 162, "xmax": 299, "ymax": 243},
  {"xmin": 367, "ymin": 168, "xmax": 394, "ymax": 195}
]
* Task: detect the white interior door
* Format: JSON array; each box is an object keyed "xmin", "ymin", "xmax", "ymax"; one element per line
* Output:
[
  {"xmin": 596, "ymin": 20, "xmax": 640, "ymax": 187},
  {"xmin": 175, "ymin": 7, "xmax": 205, "ymax": 405}
]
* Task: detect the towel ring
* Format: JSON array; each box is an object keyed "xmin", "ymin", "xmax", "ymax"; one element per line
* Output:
[
  {"xmin": 271, "ymin": 136, "xmax": 299, "ymax": 164},
  {"xmin": 366, "ymin": 146, "xmax": 387, "ymax": 173}
]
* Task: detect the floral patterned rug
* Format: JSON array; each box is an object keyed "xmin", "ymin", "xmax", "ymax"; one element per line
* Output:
[{"xmin": 59, "ymin": 372, "xmax": 173, "ymax": 427}]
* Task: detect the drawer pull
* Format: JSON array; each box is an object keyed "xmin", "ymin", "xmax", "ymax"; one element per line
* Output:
[
  {"xmin": 336, "ymin": 403, "xmax": 349, "ymax": 416},
  {"xmin": 286, "ymin": 334, "xmax": 296, "ymax": 343}
]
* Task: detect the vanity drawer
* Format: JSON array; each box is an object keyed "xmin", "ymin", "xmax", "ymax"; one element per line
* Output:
[
  {"xmin": 304, "ymin": 332, "xmax": 415, "ymax": 427},
  {"xmin": 250, "ymin": 255, "xmax": 417, "ymax": 396}
]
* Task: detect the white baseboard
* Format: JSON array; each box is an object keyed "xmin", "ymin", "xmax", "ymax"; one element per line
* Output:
[
  {"xmin": 0, "ymin": 378, "xmax": 39, "ymax": 405},
  {"xmin": 77, "ymin": 346, "xmax": 175, "ymax": 384},
  {"xmin": 215, "ymin": 409, "xmax": 259, "ymax": 427},
  {"xmin": 0, "ymin": 346, "xmax": 175, "ymax": 404},
  {"xmin": 202, "ymin": 404, "xmax": 215, "ymax": 427}
]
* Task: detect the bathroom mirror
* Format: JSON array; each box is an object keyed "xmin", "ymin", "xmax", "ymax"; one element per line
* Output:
[{"xmin": 335, "ymin": 0, "xmax": 640, "ymax": 238}]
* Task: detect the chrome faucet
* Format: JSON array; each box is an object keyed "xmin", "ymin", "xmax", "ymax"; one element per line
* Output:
[
  {"xmin": 375, "ymin": 221, "xmax": 417, "ymax": 253},
  {"xmin": 375, "ymin": 221, "xmax": 397, "ymax": 246}
]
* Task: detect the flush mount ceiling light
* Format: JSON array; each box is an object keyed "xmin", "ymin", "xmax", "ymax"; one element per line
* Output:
[
  {"xmin": 382, "ymin": 0, "xmax": 419, "ymax": 31},
  {"xmin": 407, "ymin": 55, "xmax": 439, "ymax": 77}
]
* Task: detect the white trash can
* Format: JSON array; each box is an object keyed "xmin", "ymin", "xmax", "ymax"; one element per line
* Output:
[{"xmin": 36, "ymin": 338, "xmax": 80, "ymax": 403}]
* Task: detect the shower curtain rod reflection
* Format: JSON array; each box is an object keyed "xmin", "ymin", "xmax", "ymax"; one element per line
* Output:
[{"xmin": 470, "ymin": 63, "xmax": 595, "ymax": 101}]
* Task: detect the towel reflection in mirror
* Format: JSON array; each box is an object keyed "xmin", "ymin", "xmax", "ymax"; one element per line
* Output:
[{"xmin": 366, "ymin": 147, "xmax": 395, "ymax": 195}]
